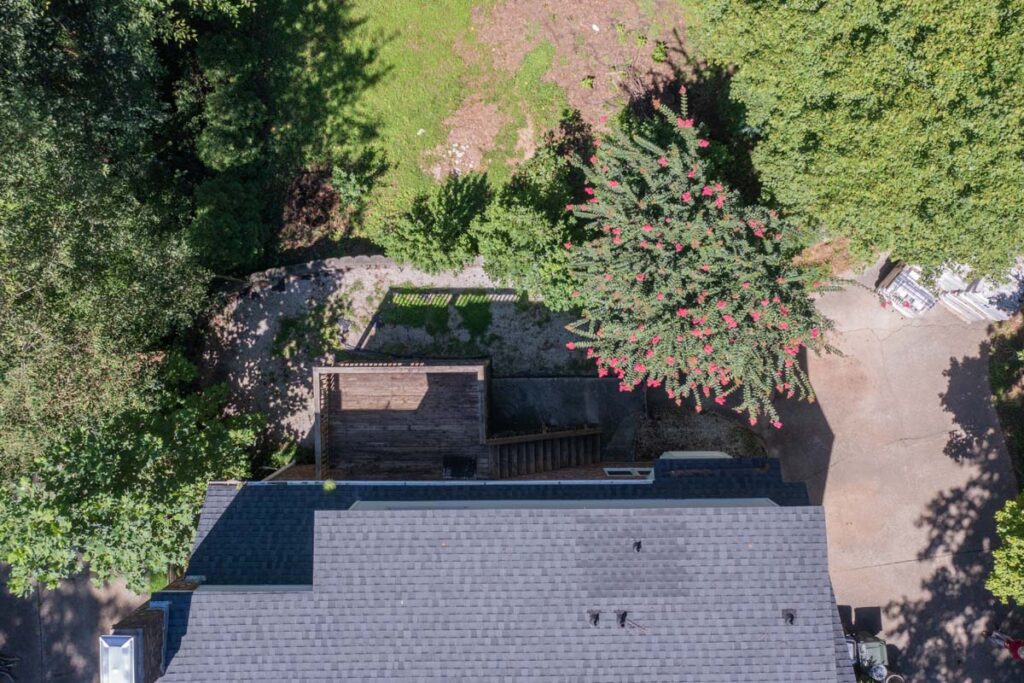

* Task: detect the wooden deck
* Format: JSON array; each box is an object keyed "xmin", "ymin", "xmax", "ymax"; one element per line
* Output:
[{"xmin": 315, "ymin": 363, "xmax": 488, "ymax": 479}]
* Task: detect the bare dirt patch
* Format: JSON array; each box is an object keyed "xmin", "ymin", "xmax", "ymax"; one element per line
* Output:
[
  {"xmin": 473, "ymin": 0, "xmax": 688, "ymax": 127},
  {"xmin": 795, "ymin": 236, "xmax": 860, "ymax": 276},
  {"xmin": 425, "ymin": 99, "xmax": 507, "ymax": 179}
]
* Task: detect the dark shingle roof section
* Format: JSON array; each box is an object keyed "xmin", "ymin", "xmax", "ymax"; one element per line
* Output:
[
  {"xmin": 188, "ymin": 458, "xmax": 809, "ymax": 585},
  {"xmin": 159, "ymin": 506, "xmax": 849, "ymax": 682}
]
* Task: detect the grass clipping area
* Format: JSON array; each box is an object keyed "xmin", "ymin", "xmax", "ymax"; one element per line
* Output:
[
  {"xmin": 990, "ymin": 315, "xmax": 1024, "ymax": 476},
  {"xmin": 347, "ymin": 0, "xmax": 567, "ymax": 222}
]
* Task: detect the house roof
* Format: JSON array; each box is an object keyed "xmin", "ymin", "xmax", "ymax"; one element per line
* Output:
[
  {"xmin": 186, "ymin": 457, "xmax": 809, "ymax": 585},
  {"xmin": 148, "ymin": 461, "xmax": 853, "ymax": 682},
  {"xmin": 157, "ymin": 505, "xmax": 852, "ymax": 682}
]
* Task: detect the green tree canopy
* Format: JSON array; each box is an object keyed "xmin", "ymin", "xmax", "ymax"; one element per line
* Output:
[
  {"xmin": 988, "ymin": 493, "xmax": 1024, "ymax": 606},
  {"xmin": 0, "ymin": 358, "xmax": 259, "ymax": 596},
  {"xmin": 694, "ymin": 0, "xmax": 1024, "ymax": 276},
  {"xmin": 565, "ymin": 108, "xmax": 836, "ymax": 423}
]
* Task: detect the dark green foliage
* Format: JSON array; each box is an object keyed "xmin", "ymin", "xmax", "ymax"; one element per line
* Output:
[
  {"xmin": 694, "ymin": 0, "xmax": 1024, "ymax": 275},
  {"xmin": 0, "ymin": 357, "xmax": 260, "ymax": 597},
  {"xmin": 0, "ymin": 0, "xmax": 264, "ymax": 594},
  {"xmin": 377, "ymin": 173, "xmax": 491, "ymax": 273},
  {"xmin": 565, "ymin": 107, "xmax": 836, "ymax": 422},
  {"xmin": 191, "ymin": 170, "xmax": 267, "ymax": 274},
  {"xmin": 196, "ymin": 34, "xmax": 268, "ymax": 172}
]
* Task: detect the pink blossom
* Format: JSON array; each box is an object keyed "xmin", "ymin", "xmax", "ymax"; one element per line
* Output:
[
  {"xmin": 642, "ymin": 223, "xmax": 653, "ymax": 232},
  {"xmin": 634, "ymin": 363, "xmax": 647, "ymax": 373},
  {"xmin": 700, "ymin": 264, "xmax": 710, "ymax": 273},
  {"xmin": 749, "ymin": 417, "xmax": 758, "ymax": 426},
  {"xmin": 703, "ymin": 343, "xmax": 713, "ymax": 354},
  {"xmin": 640, "ymin": 240, "xmax": 649, "ymax": 249},
  {"xmin": 572, "ymin": 290, "xmax": 581, "ymax": 297},
  {"xmin": 772, "ymin": 421, "xmax": 783, "ymax": 429},
  {"xmin": 564, "ymin": 241, "xmax": 572, "ymax": 250},
  {"xmin": 613, "ymin": 237, "xmax": 622, "ymax": 245},
  {"xmin": 714, "ymin": 183, "xmax": 723, "ymax": 192},
  {"xmin": 754, "ymin": 228, "xmax": 764, "ymax": 238},
  {"xmin": 742, "ymin": 282, "xmax": 751, "ymax": 289},
  {"xmin": 645, "ymin": 349, "xmax": 655, "ymax": 358},
  {"xmin": 597, "ymin": 367, "xmax": 609, "ymax": 377},
  {"xmin": 666, "ymin": 356, "xmax": 675, "ymax": 365},
  {"xmin": 750, "ymin": 311, "xmax": 761, "ymax": 322},
  {"xmin": 584, "ymin": 187, "xmax": 594, "ymax": 196},
  {"xmin": 565, "ymin": 342, "xmax": 576, "ymax": 350},
  {"xmin": 589, "ymin": 155, "xmax": 597, "ymax": 164},
  {"xmin": 608, "ymin": 180, "xmax": 619, "ymax": 188},
  {"xmin": 565, "ymin": 204, "xmax": 574, "ymax": 211},
  {"xmin": 715, "ymin": 196, "xmax": 725, "ymax": 209},
  {"xmin": 635, "ymin": 273, "xmax": 646, "ymax": 282},
  {"xmin": 599, "ymin": 114, "xmax": 608, "ymax": 123},
  {"xmin": 612, "ymin": 227, "xmax": 622, "ymax": 236},
  {"xmin": 702, "ymin": 186, "xmax": 714, "ymax": 197},
  {"xmin": 778, "ymin": 322, "xmax": 790, "ymax": 330},
  {"xmin": 715, "ymin": 396, "xmax": 726, "ymax": 406},
  {"xmin": 675, "ymin": 243, "xmax": 683, "ymax": 252},
  {"xmin": 811, "ymin": 327, "xmax": 820, "ymax": 338},
  {"xmin": 697, "ymin": 139, "xmax": 710, "ymax": 148},
  {"xmin": 658, "ymin": 156, "xmax": 668, "ymax": 167},
  {"xmin": 682, "ymin": 191, "xmax": 693, "ymax": 203},
  {"xmin": 715, "ymin": 300, "xmax": 727, "ymax": 309},
  {"xmin": 761, "ymin": 299, "xmax": 770, "ymax": 307},
  {"xmin": 677, "ymin": 307, "xmax": 689, "ymax": 317},
  {"xmin": 656, "ymin": 292, "xmax": 665, "ymax": 300},
  {"xmin": 628, "ymin": 334, "xmax": 637, "ymax": 343},
  {"xmin": 604, "ymin": 273, "xmax": 613, "ymax": 281},
  {"xmin": 677, "ymin": 117, "xmax": 694, "ymax": 128}
]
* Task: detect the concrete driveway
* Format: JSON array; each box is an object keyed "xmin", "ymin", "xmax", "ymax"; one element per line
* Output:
[
  {"xmin": 762, "ymin": 262, "xmax": 1021, "ymax": 682},
  {"xmin": 0, "ymin": 567, "xmax": 142, "ymax": 683}
]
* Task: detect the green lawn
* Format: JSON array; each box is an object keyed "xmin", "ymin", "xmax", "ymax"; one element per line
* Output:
[{"xmin": 343, "ymin": 1, "xmax": 567, "ymax": 222}]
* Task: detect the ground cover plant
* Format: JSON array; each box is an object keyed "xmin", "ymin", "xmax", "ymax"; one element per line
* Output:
[
  {"xmin": 563, "ymin": 105, "xmax": 837, "ymax": 424},
  {"xmin": 693, "ymin": 0, "xmax": 1024, "ymax": 277}
]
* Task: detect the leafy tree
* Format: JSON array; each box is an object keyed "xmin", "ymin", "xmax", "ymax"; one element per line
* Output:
[
  {"xmin": 693, "ymin": 0, "xmax": 1024, "ymax": 276},
  {"xmin": 988, "ymin": 493, "xmax": 1024, "ymax": 606},
  {"xmin": 190, "ymin": 170, "xmax": 267, "ymax": 274},
  {"xmin": 196, "ymin": 34, "xmax": 268, "ymax": 172},
  {"xmin": 376, "ymin": 172, "xmax": 490, "ymax": 274},
  {"xmin": 565, "ymin": 108, "xmax": 835, "ymax": 423},
  {"xmin": 0, "ymin": 357, "xmax": 260, "ymax": 597}
]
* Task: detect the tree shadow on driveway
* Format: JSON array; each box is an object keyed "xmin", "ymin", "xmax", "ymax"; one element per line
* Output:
[{"xmin": 881, "ymin": 347, "xmax": 1020, "ymax": 682}]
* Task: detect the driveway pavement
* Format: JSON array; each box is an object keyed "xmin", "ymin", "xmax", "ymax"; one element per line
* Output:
[
  {"xmin": 762, "ymin": 262, "xmax": 1021, "ymax": 682},
  {"xmin": 0, "ymin": 567, "xmax": 142, "ymax": 683}
]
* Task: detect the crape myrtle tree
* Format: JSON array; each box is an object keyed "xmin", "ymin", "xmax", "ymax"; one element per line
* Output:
[{"xmin": 563, "ymin": 104, "xmax": 837, "ymax": 426}]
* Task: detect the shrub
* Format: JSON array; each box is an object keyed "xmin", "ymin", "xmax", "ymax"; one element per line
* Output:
[
  {"xmin": 564, "ymin": 106, "xmax": 836, "ymax": 423},
  {"xmin": 376, "ymin": 172, "xmax": 490, "ymax": 273},
  {"xmin": 190, "ymin": 170, "xmax": 266, "ymax": 274},
  {"xmin": 473, "ymin": 202, "xmax": 575, "ymax": 309},
  {"xmin": 988, "ymin": 493, "xmax": 1024, "ymax": 606}
]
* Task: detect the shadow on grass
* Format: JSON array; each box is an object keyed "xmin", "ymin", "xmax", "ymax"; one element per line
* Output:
[{"xmin": 257, "ymin": 0, "xmax": 391, "ymax": 262}]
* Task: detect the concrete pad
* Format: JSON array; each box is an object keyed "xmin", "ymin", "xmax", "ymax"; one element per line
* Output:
[{"xmin": 768, "ymin": 260, "xmax": 1020, "ymax": 682}]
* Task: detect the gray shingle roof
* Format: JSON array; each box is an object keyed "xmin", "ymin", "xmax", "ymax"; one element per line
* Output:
[
  {"xmin": 158, "ymin": 503, "xmax": 853, "ymax": 682},
  {"xmin": 187, "ymin": 457, "xmax": 810, "ymax": 585}
]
